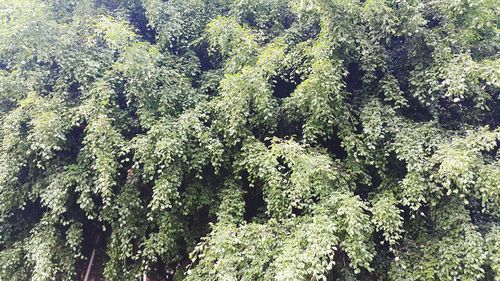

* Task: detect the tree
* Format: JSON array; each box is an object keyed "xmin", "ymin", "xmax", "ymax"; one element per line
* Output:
[{"xmin": 0, "ymin": 0, "xmax": 499, "ymax": 280}]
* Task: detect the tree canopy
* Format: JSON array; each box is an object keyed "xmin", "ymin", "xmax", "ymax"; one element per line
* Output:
[{"xmin": 0, "ymin": 0, "xmax": 499, "ymax": 280}]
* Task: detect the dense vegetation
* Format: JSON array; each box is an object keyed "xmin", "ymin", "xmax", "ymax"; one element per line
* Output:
[{"xmin": 0, "ymin": 0, "xmax": 499, "ymax": 280}]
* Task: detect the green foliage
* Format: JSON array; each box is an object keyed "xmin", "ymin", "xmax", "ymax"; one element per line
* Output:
[
  {"xmin": 486, "ymin": 226, "xmax": 500, "ymax": 280},
  {"xmin": 371, "ymin": 192, "xmax": 403, "ymax": 250},
  {"xmin": 0, "ymin": 0, "xmax": 499, "ymax": 280},
  {"xmin": 391, "ymin": 200, "xmax": 488, "ymax": 281}
]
